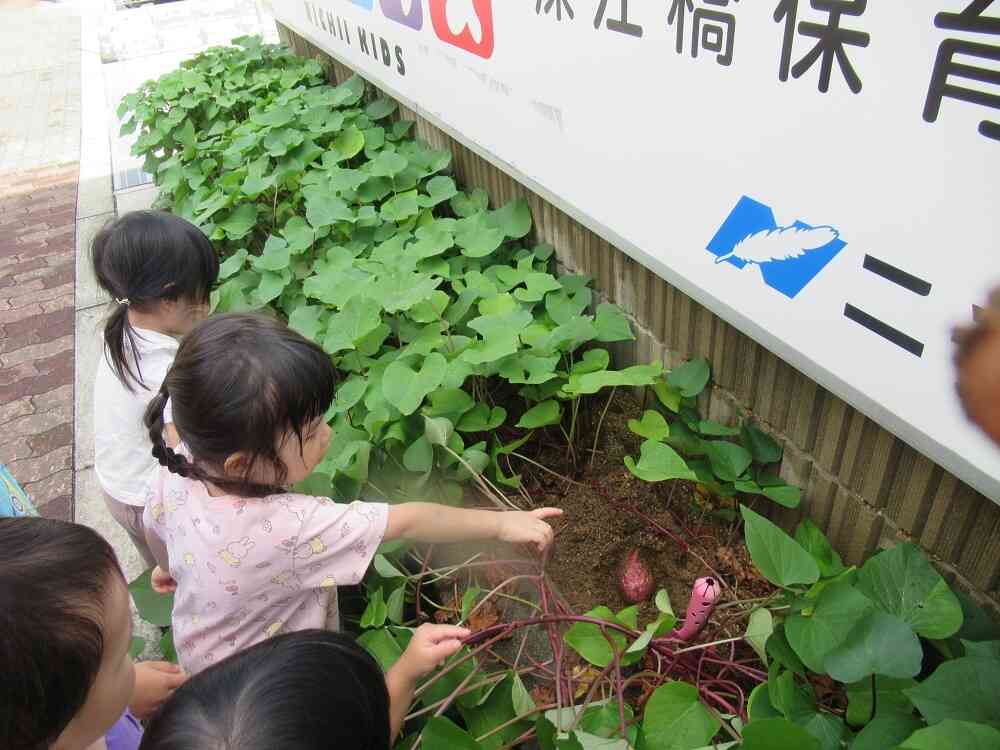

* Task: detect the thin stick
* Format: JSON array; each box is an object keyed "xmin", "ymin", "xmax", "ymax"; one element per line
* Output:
[{"xmin": 589, "ymin": 386, "xmax": 616, "ymax": 470}]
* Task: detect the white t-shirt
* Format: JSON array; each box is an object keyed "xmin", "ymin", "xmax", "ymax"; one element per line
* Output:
[{"xmin": 94, "ymin": 327, "xmax": 178, "ymax": 506}]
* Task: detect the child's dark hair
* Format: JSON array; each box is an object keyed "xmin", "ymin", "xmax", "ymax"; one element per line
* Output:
[
  {"xmin": 0, "ymin": 517, "xmax": 123, "ymax": 750},
  {"xmin": 144, "ymin": 313, "xmax": 337, "ymax": 497},
  {"xmin": 92, "ymin": 210, "xmax": 219, "ymax": 392},
  {"xmin": 138, "ymin": 630, "xmax": 391, "ymax": 750}
]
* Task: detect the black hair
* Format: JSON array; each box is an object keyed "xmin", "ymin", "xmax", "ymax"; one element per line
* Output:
[
  {"xmin": 92, "ymin": 210, "xmax": 219, "ymax": 392},
  {"xmin": 0, "ymin": 517, "xmax": 124, "ymax": 750},
  {"xmin": 144, "ymin": 313, "xmax": 337, "ymax": 497},
  {"xmin": 139, "ymin": 630, "xmax": 391, "ymax": 750}
]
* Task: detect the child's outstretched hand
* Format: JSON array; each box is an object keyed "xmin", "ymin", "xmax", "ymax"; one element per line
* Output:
[
  {"xmin": 397, "ymin": 624, "xmax": 470, "ymax": 681},
  {"xmin": 151, "ymin": 564, "xmax": 177, "ymax": 594},
  {"xmin": 497, "ymin": 507, "xmax": 563, "ymax": 552}
]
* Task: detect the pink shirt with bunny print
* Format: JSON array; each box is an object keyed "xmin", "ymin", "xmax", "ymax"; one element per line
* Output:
[{"xmin": 142, "ymin": 464, "xmax": 388, "ymax": 675}]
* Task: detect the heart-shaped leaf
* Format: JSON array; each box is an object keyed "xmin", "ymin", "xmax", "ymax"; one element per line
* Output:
[
  {"xmin": 627, "ymin": 410, "xmax": 670, "ymax": 442},
  {"xmin": 704, "ymin": 440, "xmax": 753, "ymax": 481},
  {"xmin": 824, "ymin": 611, "xmax": 923, "ymax": 682},
  {"xmin": 642, "ymin": 681, "xmax": 720, "ymax": 750},
  {"xmin": 625, "ymin": 440, "xmax": 697, "ymax": 482},
  {"xmin": 594, "ymin": 303, "xmax": 634, "ymax": 342},
  {"xmin": 785, "ymin": 582, "xmax": 874, "ymax": 673},
  {"xmin": 905, "ymin": 657, "xmax": 1000, "ymax": 728},
  {"xmin": 517, "ymin": 400, "xmax": 562, "ymax": 429},
  {"xmin": 667, "ymin": 358, "xmax": 710, "ymax": 398},
  {"xmin": 897, "ymin": 720, "xmax": 1000, "ymax": 750},
  {"xmin": 740, "ymin": 505, "xmax": 820, "ymax": 588},
  {"xmin": 383, "ymin": 353, "xmax": 448, "ymax": 416}
]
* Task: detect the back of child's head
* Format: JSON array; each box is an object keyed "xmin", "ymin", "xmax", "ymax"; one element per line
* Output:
[
  {"xmin": 0, "ymin": 517, "xmax": 123, "ymax": 749},
  {"xmin": 92, "ymin": 210, "xmax": 219, "ymax": 392},
  {"xmin": 138, "ymin": 630, "xmax": 391, "ymax": 750},
  {"xmin": 144, "ymin": 313, "xmax": 337, "ymax": 497}
]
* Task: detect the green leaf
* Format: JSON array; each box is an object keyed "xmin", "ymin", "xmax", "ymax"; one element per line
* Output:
[
  {"xmin": 785, "ymin": 582, "xmax": 874, "ymax": 673},
  {"xmin": 563, "ymin": 607, "xmax": 628, "ymax": 668},
  {"xmin": 642, "ymin": 681, "xmax": 720, "ymax": 750},
  {"xmin": 425, "ymin": 416, "xmax": 455, "ymax": 447},
  {"xmin": 963, "ymin": 640, "xmax": 1000, "ymax": 659},
  {"xmin": 794, "ymin": 520, "xmax": 845, "ymax": 578},
  {"xmin": 282, "ymin": 217, "xmax": 315, "ymax": 252},
  {"xmin": 262, "ymin": 127, "xmax": 304, "ymax": 156},
  {"xmin": 381, "ymin": 190, "xmax": 420, "ymax": 222},
  {"xmin": 403, "ymin": 435, "xmax": 434, "ymax": 473},
  {"xmin": 704, "ymin": 440, "xmax": 753, "ymax": 482},
  {"xmin": 357, "ymin": 628, "xmax": 404, "ymax": 671},
  {"xmin": 740, "ymin": 505, "xmax": 820, "ymax": 588},
  {"xmin": 322, "ymin": 297, "xmax": 382, "ymax": 354},
  {"xmin": 219, "ymin": 248, "xmax": 248, "ymax": 280},
  {"xmin": 511, "ymin": 672, "xmax": 536, "ymax": 716},
  {"xmin": 593, "ymin": 303, "xmax": 634, "ymax": 342},
  {"xmin": 128, "ymin": 568, "xmax": 174, "ymax": 627},
  {"xmin": 361, "ymin": 587, "xmax": 388, "ymax": 628},
  {"xmin": 513, "ymin": 273, "xmax": 563, "ymax": 304},
  {"xmin": 489, "ymin": 198, "xmax": 532, "ymax": 239},
  {"xmin": 905, "ymin": 657, "xmax": 1000, "ymax": 728},
  {"xmin": 218, "ymin": 204, "xmax": 257, "ymax": 239},
  {"xmin": 456, "ymin": 214, "xmax": 505, "ymax": 258},
  {"xmin": 851, "ymin": 713, "xmax": 924, "ymax": 750},
  {"xmin": 667, "ymin": 358, "xmax": 710, "ymax": 398},
  {"xmin": 383, "ymin": 353, "xmax": 448, "ymax": 415},
  {"xmin": 856, "ymin": 543, "xmax": 963, "ymax": 640},
  {"xmin": 652, "ymin": 381, "xmax": 683, "ymax": 412},
  {"xmin": 824, "ymin": 611, "xmax": 923, "ymax": 683},
  {"xmin": 898, "ymin": 720, "xmax": 1000, "ymax": 750},
  {"xmin": 564, "ymin": 363, "xmax": 662, "ymax": 395},
  {"xmin": 845, "ymin": 676, "xmax": 916, "ymax": 726},
  {"xmin": 624, "ymin": 440, "xmax": 697, "ymax": 482},
  {"xmin": 306, "ymin": 195, "xmax": 355, "ymax": 228},
  {"xmin": 741, "ymin": 420, "xmax": 784, "ymax": 464},
  {"xmin": 288, "ymin": 304, "xmax": 327, "ymax": 341},
  {"xmin": 451, "ymin": 187, "xmax": 490, "ymax": 217},
  {"xmin": 332, "ymin": 125, "xmax": 365, "ymax": 160},
  {"xmin": 457, "ymin": 404, "xmax": 507, "ymax": 432},
  {"xmin": 368, "ymin": 150, "xmax": 409, "ymax": 178},
  {"xmin": 386, "ymin": 586, "xmax": 405, "ymax": 624},
  {"xmin": 768, "ymin": 625, "xmax": 808, "ymax": 675},
  {"xmin": 745, "ymin": 608, "xmax": 774, "ymax": 665},
  {"xmin": 517, "ymin": 400, "xmax": 562, "ymax": 429},
  {"xmin": 252, "ymin": 105, "xmax": 294, "ymax": 127},
  {"xmin": 159, "ymin": 629, "xmax": 177, "ymax": 664},
  {"xmin": 421, "ymin": 716, "xmax": 481, "ymax": 750},
  {"xmin": 740, "ymin": 718, "xmax": 820, "ymax": 750},
  {"xmin": 627, "ymin": 410, "xmax": 670, "ymax": 441},
  {"xmin": 656, "ymin": 588, "xmax": 674, "ymax": 616},
  {"xmin": 128, "ymin": 636, "xmax": 147, "ymax": 659},
  {"xmin": 365, "ymin": 97, "xmax": 398, "ymax": 120},
  {"xmin": 421, "ymin": 176, "xmax": 458, "ymax": 207},
  {"xmin": 627, "ymin": 613, "xmax": 677, "ymax": 655},
  {"xmin": 251, "ymin": 235, "xmax": 291, "ymax": 272},
  {"xmin": 696, "ymin": 420, "xmax": 741, "ymax": 437}
]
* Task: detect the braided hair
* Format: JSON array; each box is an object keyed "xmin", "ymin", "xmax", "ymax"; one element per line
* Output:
[{"xmin": 144, "ymin": 313, "xmax": 337, "ymax": 498}]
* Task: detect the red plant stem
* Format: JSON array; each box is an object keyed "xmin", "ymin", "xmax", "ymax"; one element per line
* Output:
[
  {"xmin": 413, "ymin": 544, "xmax": 434, "ymax": 622},
  {"xmin": 609, "ymin": 634, "xmax": 627, "ymax": 741}
]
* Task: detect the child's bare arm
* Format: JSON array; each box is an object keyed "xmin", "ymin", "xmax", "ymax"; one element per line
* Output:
[
  {"xmin": 385, "ymin": 625, "xmax": 468, "ymax": 742},
  {"xmin": 384, "ymin": 503, "xmax": 562, "ymax": 552}
]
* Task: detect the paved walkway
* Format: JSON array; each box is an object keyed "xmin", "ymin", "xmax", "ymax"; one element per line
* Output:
[{"xmin": 0, "ymin": 4, "xmax": 82, "ymax": 521}]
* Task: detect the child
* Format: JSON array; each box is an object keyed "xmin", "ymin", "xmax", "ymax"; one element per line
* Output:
[
  {"xmin": 92, "ymin": 211, "xmax": 219, "ymax": 567},
  {"xmin": 138, "ymin": 626, "xmax": 469, "ymax": 750},
  {"xmin": 141, "ymin": 313, "xmax": 562, "ymax": 675},
  {"xmin": 955, "ymin": 286, "xmax": 1000, "ymax": 446},
  {"xmin": 0, "ymin": 517, "xmax": 187, "ymax": 750}
]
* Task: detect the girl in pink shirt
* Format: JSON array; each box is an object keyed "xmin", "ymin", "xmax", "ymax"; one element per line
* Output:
[{"xmin": 141, "ymin": 313, "xmax": 561, "ymax": 675}]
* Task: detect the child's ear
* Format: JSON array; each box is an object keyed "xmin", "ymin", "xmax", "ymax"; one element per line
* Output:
[{"xmin": 223, "ymin": 452, "xmax": 250, "ymax": 479}]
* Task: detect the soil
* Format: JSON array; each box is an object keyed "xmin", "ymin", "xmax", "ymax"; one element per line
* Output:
[{"xmin": 508, "ymin": 390, "xmax": 774, "ymax": 630}]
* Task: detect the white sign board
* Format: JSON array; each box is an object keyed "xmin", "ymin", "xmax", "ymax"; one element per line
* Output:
[{"xmin": 272, "ymin": 0, "xmax": 1000, "ymax": 501}]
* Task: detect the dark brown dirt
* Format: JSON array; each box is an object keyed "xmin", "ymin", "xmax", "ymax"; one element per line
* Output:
[{"xmin": 510, "ymin": 390, "xmax": 773, "ymax": 629}]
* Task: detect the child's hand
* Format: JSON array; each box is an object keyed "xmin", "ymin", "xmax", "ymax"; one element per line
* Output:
[
  {"xmin": 497, "ymin": 508, "xmax": 563, "ymax": 552},
  {"xmin": 130, "ymin": 661, "xmax": 188, "ymax": 720},
  {"xmin": 397, "ymin": 624, "xmax": 470, "ymax": 681},
  {"xmin": 151, "ymin": 565, "xmax": 177, "ymax": 594}
]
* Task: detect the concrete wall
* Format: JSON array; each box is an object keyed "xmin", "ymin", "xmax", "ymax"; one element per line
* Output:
[{"xmin": 277, "ymin": 25, "xmax": 1000, "ymax": 617}]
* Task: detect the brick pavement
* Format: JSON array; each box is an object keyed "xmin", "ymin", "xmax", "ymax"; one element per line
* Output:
[{"xmin": 0, "ymin": 165, "xmax": 79, "ymax": 520}]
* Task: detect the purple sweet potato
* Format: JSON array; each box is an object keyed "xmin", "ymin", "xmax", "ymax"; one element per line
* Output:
[{"xmin": 620, "ymin": 548, "xmax": 655, "ymax": 603}]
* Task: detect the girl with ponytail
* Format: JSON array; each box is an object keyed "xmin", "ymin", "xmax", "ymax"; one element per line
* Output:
[
  {"xmin": 141, "ymin": 314, "xmax": 561, "ymax": 675},
  {"xmin": 91, "ymin": 210, "xmax": 218, "ymax": 567}
]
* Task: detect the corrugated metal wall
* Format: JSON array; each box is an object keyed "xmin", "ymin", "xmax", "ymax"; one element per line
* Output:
[{"xmin": 278, "ymin": 25, "xmax": 1000, "ymax": 617}]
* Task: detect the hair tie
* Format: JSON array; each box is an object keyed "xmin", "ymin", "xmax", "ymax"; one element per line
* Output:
[{"xmin": 115, "ymin": 297, "xmax": 130, "ymax": 306}]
